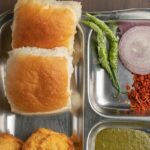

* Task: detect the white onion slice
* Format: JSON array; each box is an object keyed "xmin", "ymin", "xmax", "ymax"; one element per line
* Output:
[{"xmin": 119, "ymin": 26, "xmax": 150, "ymax": 75}]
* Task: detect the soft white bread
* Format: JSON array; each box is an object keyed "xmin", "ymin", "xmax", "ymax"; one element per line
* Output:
[
  {"xmin": 12, "ymin": 0, "xmax": 81, "ymax": 53},
  {"xmin": 5, "ymin": 47, "xmax": 73, "ymax": 115}
]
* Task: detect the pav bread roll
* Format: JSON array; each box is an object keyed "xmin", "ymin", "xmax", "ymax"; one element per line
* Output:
[
  {"xmin": 5, "ymin": 47, "xmax": 73, "ymax": 115},
  {"xmin": 22, "ymin": 128, "xmax": 74, "ymax": 150},
  {"xmin": 12, "ymin": 0, "xmax": 81, "ymax": 53},
  {"xmin": 0, "ymin": 133, "xmax": 23, "ymax": 150}
]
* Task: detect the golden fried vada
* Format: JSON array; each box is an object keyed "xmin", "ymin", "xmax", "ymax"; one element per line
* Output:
[
  {"xmin": 0, "ymin": 133, "xmax": 23, "ymax": 150},
  {"xmin": 22, "ymin": 128, "xmax": 74, "ymax": 150}
]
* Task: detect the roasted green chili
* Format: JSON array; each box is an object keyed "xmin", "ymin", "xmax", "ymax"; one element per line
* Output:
[
  {"xmin": 82, "ymin": 20, "xmax": 119, "ymax": 92},
  {"xmin": 86, "ymin": 13, "xmax": 118, "ymax": 72}
]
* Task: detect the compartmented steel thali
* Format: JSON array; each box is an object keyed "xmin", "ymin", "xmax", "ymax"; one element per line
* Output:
[{"xmin": 1, "ymin": 7, "xmax": 150, "ymax": 150}]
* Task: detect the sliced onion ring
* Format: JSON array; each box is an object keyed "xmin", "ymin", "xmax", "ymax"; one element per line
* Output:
[{"xmin": 119, "ymin": 26, "xmax": 150, "ymax": 75}]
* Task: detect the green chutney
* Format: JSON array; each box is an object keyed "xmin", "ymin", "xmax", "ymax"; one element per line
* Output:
[{"xmin": 95, "ymin": 128, "xmax": 150, "ymax": 150}]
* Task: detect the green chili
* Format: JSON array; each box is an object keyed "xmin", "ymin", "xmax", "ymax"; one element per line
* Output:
[
  {"xmin": 86, "ymin": 13, "xmax": 118, "ymax": 72},
  {"xmin": 82, "ymin": 20, "xmax": 119, "ymax": 92}
]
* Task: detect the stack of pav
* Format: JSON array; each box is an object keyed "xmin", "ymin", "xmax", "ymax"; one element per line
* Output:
[
  {"xmin": 5, "ymin": 0, "xmax": 81, "ymax": 115},
  {"xmin": 3, "ymin": 0, "xmax": 82, "ymax": 149}
]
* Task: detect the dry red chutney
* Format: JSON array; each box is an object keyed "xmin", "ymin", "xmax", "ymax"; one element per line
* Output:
[{"xmin": 127, "ymin": 74, "xmax": 150, "ymax": 113}]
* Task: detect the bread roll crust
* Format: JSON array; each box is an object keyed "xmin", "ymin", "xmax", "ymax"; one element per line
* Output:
[
  {"xmin": 12, "ymin": 0, "xmax": 81, "ymax": 53},
  {"xmin": 5, "ymin": 47, "xmax": 73, "ymax": 115}
]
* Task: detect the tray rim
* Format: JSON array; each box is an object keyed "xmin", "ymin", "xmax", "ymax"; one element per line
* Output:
[{"xmin": 82, "ymin": 8, "xmax": 150, "ymax": 15}]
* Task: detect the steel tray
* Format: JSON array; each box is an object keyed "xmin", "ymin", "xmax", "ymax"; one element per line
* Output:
[
  {"xmin": 1, "ymin": 8, "xmax": 150, "ymax": 150},
  {"xmin": 86, "ymin": 9, "xmax": 150, "ymax": 119}
]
